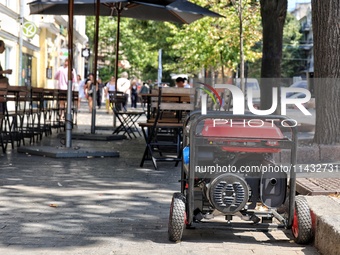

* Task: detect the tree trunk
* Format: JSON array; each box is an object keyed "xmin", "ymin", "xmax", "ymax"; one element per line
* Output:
[
  {"xmin": 312, "ymin": 0, "xmax": 340, "ymax": 144},
  {"xmin": 259, "ymin": 0, "xmax": 287, "ymax": 110}
]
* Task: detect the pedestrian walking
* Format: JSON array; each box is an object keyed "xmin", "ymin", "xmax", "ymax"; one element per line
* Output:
[
  {"xmin": 0, "ymin": 40, "xmax": 12, "ymax": 85},
  {"xmin": 78, "ymin": 75, "xmax": 86, "ymax": 111},
  {"xmin": 117, "ymin": 72, "xmax": 130, "ymax": 110},
  {"xmin": 84, "ymin": 73, "xmax": 97, "ymax": 113},
  {"xmin": 139, "ymin": 82, "xmax": 150, "ymax": 107},
  {"xmin": 105, "ymin": 76, "xmax": 116, "ymax": 113},
  {"xmin": 97, "ymin": 77, "xmax": 104, "ymax": 109},
  {"xmin": 54, "ymin": 59, "xmax": 76, "ymax": 119},
  {"xmin": 130, "ymin": 79, "xmax": 138, "ymax": 108}
]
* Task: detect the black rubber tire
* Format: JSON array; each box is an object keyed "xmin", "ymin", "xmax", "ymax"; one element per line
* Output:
[
  {"xmin": 168, "ymin": 192, "xmax": 186, "ymax": 242},
  {"xmin": 292, "ymin": 196, "xmax": 313, "ymax": 244}
]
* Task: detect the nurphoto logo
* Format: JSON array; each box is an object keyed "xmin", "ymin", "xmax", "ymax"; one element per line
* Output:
[{"xmin": 200, "ymin": 84, "xmax": 312, "ymax": 116}]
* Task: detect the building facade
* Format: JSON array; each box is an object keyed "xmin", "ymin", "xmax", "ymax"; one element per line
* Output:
[
  {"xmin": 0, "ymin": 0, "xmax": 87, "ymax": 88},
  {"xmin": 291, "ymin": 2, "xmax": 313, "ymax": 73}
]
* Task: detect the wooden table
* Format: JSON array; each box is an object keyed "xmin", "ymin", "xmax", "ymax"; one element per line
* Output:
[{"xmin": 140, "ymin": 88, "xmax": 194, "ymax": 121}]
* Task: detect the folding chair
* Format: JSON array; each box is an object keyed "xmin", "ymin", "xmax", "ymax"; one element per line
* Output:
[
  {"xmin": 42, "ymin": 88, "xmax": 55, "ymax": 136},
  {"xmin": 11, "ymin": 86, "xmax": 30, "ymax": 146},
  {"xmin": 139, "ymin": 87, "xmax": 195, "ymax": 169},
  {"xmin": 109, "ymin": 91, "xmax": 144, "ymax": 139},
  {"xmin": 72, "ymin": 90, "xmax": 79, "ymax": 125},
  {"xmin": 0, "ymin": 82, "xmax": 9, "ymax": 153},
  {"xmin": 26, "ymin": 87, "xmax": 44, "ymax": 143}
]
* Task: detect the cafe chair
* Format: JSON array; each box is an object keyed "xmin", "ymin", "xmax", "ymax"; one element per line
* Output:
[
  {"xmin": 139, "ymin": 87, "xmax": 195, "ymax": 170},
  {"xmin": 109, "ymin": 91, "xmax": 144, "ymax": 139},
  {"xmin": 25, "ymin": 87, "xmax": 44, "ymax": 144},
  {"xmin": 0, "ymin": 82, "xmax": 10, "ymax": 153}
]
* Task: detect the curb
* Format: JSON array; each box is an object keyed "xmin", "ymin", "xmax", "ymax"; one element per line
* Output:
[
  {"xmin": 305, "ymin": 196, "xmax": 340, "ymax": 255},
  {"xmin": 277, "ymin": 144, "xmax": 340, "ymax": 164},
  {"xmin": 297, "ymin": 123, "xmax": 315, "ymax": 133}
]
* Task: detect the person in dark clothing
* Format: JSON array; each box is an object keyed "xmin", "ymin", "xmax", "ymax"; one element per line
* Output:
[
  {"xmin": 139, "ymin": 82, "xmax": 150, "ymax": 107},
  {"xmin": 97, "ymin": 77, "xmax": 104, "ymax": 109},
  {"xmin": 85, "ymin": 73, "xmax": 97, "ymax": 112},
  {"xmin": 0, "ymin": 40, "xmax": 12, "ymax": 85},
  {"xmin": 130, "ymin": 80, "xmax": 138, "ymax": 108}
]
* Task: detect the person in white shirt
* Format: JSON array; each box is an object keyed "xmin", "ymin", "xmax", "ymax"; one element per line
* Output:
[
  {"xmin": 73, "ymin": 74, "xmax": 85, "ymax": 112},
  {"xmin": 105, "ymin": 76, "xmax": 116, "ymax": 113},
  {"xmin": 78, "ymin": 75, "xmax": 86, "ymax": 105},
  {"xmin": 54, "ymin": 59, "xmax": 76, "ymax": 90},
  {"xmin": 54, "ymin": 59, "xmax": 76, "ymax": 119},
  {"xmin": 117, "ymin": 71, "xmax": 130, "ymax": 110}
]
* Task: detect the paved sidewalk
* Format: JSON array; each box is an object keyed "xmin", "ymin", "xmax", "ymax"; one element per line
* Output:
[{"xmin": 0, "ymin": 103, "xmax": 319, "ymax": 255}]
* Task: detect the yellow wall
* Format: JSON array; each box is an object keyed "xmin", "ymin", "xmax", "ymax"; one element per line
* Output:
[{"xmin": 38, "ymin": 28, "xmax": 47, "ymax": 88}]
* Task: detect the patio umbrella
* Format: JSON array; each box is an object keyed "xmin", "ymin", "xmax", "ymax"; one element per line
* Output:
[
  {"xmin": 29, "ymin": 0, "xmax": 222, "ymax": 82},
  {"xmin": 28, "ymin": 0, "xmax": 222, "ymax": 139},
  {"xmin": 29, "ymin": 0, "xmax": 222, "ymax": 23}
]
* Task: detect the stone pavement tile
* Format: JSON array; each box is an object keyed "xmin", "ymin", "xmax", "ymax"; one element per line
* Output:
[{"xmin": 0, "ymin": 108, "xmax": 320, "ymax": 255}]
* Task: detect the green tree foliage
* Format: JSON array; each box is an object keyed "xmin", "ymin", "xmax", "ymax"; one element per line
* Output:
[
  {"xmin": 86, "ymin": 16, "xmax": 175, "ymax": 82},
  {"xmin": 168, "ymin": 0, "xmax": 262, "ymax": 77},
  {"xmin": 86, "ymin": 16, "xmax": 117, "ymax": 82},
  {"xmin": 281, "ymin": 13, "xmax": 303, "ymax": 78},
  {"xmin": 85, "ymin": 0, "xmax": 262, "ymax": 82},
  {"xmin": 123, "ymin": 20, "xmax": 178, "ymax": 82}
]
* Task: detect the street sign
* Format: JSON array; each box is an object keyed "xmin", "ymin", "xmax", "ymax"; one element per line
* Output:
[
  {"xmin": 81, "ymin": 48, "xmax": 91, "ymax": 60},
  {"xmin": 22, "ymin": 21, "xmax": 38, "ymax": 38},
  {"xmin": 59, "ymin": 48, "xmax": 68, "ymax": 60}
]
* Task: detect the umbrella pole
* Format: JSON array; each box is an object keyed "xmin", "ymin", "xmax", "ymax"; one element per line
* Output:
[
  {"xmin": 113, "ymin": 6, "xmax": 121, "ymax": 128},
  {"xmin": 66, "ymin": 0, "xmax": 74, "ymax": 148},
  {"xmin": 91, "ymin": 0, "xmax": 100, "ymax": 134},
  {"xmin": 114, "ymin": 6, "xmax": 121, "ymax": 91}
]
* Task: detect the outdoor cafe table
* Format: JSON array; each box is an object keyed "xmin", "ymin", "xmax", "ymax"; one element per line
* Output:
[
  {"xmin": 109, "ymin": 91, "xmax": 145, "ymax": 139},
  {"xmin": 112, "ymin": 108, "xmax": 145, "ymax": 139}
]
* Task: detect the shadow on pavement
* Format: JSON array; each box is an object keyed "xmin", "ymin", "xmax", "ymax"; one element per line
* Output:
[{"xmin": 0, "ymin": 112, "xmax": 319, "ymax": 254}]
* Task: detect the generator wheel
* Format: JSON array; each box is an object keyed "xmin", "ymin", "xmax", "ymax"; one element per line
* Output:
[
  {"xmin": 292, "ymin": 196, "xmax": 313, "ymax": 244},
  {"xmin": 168, "ymin": 192, "xmax": 186, "ymax": 242}
]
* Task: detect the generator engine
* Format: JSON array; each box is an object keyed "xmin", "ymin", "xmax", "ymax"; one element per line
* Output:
[
  {"xmin": 206, "ymin": 173, "xmax": 249, "ymax": 214},
  {"xmin": 183, "ymin": 117, "xmax": 288, "ymax": 218}
]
